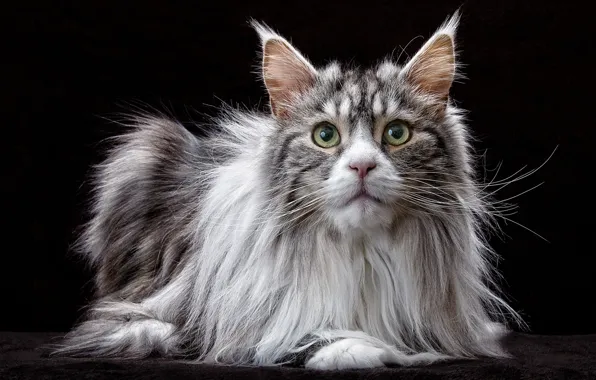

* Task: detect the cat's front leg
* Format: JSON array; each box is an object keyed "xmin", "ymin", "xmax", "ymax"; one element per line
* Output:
[{"xmin": 304, "ymin": 335, "xmax": 448, "ymax": 370}]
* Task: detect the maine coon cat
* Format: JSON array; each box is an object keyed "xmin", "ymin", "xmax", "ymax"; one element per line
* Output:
[{"xmin": 53, "ymin": 12, "xmax": 523, "ymax": 369}]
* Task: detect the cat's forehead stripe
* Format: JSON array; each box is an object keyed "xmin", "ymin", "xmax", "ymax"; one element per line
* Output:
[
  {"xmin": 372, "ymin": 92, "xmax": 383, "ymax": 117},
  {"xmin": 386, "ymin": 100, "xmax": 398, "ymax": 115},
  {"xmin": 346, "ymin": 82, "xmax": 361, "ymax": 107},
  {"xmin": 322, "ymin": 100, "xmax": 336, "ymax": 118},
  {"xmin": 339, "ymin": 95, "xmax": 351, "ymax": 120},
  {"xmin": 366, "ymin": 79, "xmax": 378, "ymax": 103}
]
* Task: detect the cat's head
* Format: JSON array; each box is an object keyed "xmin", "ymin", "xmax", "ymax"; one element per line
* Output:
[{"xmin": 255, "ymin": 13, "xmax": 475, "ymax": 234}]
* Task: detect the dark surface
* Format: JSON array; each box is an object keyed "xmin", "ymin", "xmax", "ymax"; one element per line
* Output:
[{"xmin": 1, "ymin": 332, "xmax": 596, "ymax": 379}]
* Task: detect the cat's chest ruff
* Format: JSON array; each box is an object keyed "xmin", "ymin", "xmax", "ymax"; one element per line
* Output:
[{"xmin": 345, "ymin": 232, "xmax": 393, "ymax": 259}]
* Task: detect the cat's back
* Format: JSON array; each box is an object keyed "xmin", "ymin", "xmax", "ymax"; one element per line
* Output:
[
  {"xmin": 80, "ymin": 110, "xmax": 274, "ymax": 300},
  {"xmin": 81, "ymin": 116, "xmax": 217, "ymax": 299}
]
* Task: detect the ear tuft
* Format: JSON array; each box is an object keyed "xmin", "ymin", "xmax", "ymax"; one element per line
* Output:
[
  {"xmin": 435, "ymin": 9, "xmax": 460, "ymax": 41},
  {"xmin": 250, "ymin": 20, "xmax": 281, "ymax": 48}
]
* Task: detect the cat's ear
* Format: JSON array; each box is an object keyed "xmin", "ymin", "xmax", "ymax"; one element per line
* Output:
[
  {"xmin": 400, "ymin": 11, "xmax": 460, "ymax": 107},
  {"xmin": 251, "ymin": 21, "xmax": 317, "ymax": 118}
]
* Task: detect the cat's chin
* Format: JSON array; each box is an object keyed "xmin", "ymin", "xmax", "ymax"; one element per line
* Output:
[{"xmin": 330, "ymin": 197, "xmax": 394, "ymax": 232}]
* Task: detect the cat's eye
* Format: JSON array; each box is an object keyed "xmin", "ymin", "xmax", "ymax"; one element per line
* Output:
[
  {"xmin": 312, "ymin": 122, "xmax": 341, "ymax": 148},
  {"xmin": 383, "ymin": 121, "xmax": 411, "ymax": 146}
]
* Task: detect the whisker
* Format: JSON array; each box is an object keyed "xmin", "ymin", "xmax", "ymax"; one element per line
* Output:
[
  {"xmin": 496, "ymin": 215, "xmax": 549, "ymax": 243},
  {"xmin": 490, "ymin": 182, "xmax": 544, "ymax": 205}
]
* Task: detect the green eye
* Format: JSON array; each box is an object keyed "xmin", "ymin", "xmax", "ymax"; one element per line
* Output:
[
  {"xmin": 383, "ymin": 121, "xmax": 411, "ymax": 146},
  {"xmin": 312, "ymin": 122, "xmax": 340, "ymax": 148}
]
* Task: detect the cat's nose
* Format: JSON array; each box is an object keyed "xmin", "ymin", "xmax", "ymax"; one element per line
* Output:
[{"xmin": 349, "ymin": 161, "xmax": 377, "ymax": 179}]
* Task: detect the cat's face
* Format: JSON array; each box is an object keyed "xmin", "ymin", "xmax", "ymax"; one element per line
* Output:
[{"xmin": 257, "ymin": 16, "xmax": 470, "ymax": 233}]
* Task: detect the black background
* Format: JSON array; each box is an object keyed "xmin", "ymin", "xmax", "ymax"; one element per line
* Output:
[{"xmin": 3, "ymin": 0, "xmax": 594, "ymax": 335}]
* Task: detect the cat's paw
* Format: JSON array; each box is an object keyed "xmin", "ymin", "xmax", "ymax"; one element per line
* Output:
[{"xmin": 305, "ymin": 338, "xmax": 388, "ymax": 370}]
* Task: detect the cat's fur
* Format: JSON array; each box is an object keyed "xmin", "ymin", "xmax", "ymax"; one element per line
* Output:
[{"xmin": 53, "ymin": 13, "xmax": 521, "ymax": 369}]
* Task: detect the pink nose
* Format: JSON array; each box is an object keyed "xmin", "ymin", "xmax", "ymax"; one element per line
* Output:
[{"xmin": 349, "ymin": 161, "xmax": 377, "ymax": 178}]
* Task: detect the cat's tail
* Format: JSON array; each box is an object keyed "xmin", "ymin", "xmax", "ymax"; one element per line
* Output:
[{"xmin": 48, "ymin": 300, "xmax": 181, "ymax": 358}]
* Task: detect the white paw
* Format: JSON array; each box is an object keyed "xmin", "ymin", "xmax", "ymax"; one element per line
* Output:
[{"xmin": 305, "ymin": 338, "xmax": 388, "ymax": 370}]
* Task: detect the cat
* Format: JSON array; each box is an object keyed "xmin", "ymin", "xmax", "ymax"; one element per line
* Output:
[{"xmin": 52, "ymin": 11, "xmax": 523, "ymax": 369}]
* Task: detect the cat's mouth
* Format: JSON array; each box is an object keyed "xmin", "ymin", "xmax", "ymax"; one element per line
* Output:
[{"xmin": 347, "ymin": 189, "xmax": 382, "ymax": 205}]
